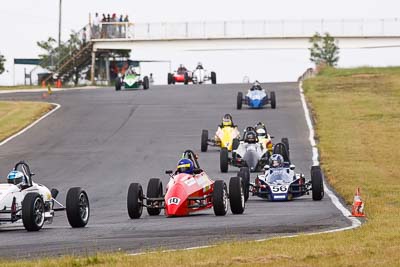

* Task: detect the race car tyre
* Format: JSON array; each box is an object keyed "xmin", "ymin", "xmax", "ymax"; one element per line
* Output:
[
  {"xmin": 311, "ymin": 166, "xmax": 324, "ymax": 201},
  {"xmin": 232, "ymin": 138, "xmax": 240, "ymax": 150},
  {"xmin": 127, "ymin": 183, "xmax": 144, "ymax": 219},
  {"xmin": 168, "ymin": 73, "xmax": 173, "ymax": 85},
  {"xmin": 184, "ymin": 72, "xmax": 189, "ymax": 85},
  {"xmin": 220, "ymin": 148, "xmax": 229, "ymax": 173},
  {"xmin": 270, "ymin": 91, "xmax": 276, "ymax": 109},
  {"xmin": 281, "ymin": 137, "xmax": 290, "ymax": 159},
  {"xmin": 66, "ymin": 187, "xmax": 90, "ymax": 228},
  {"xmin": 143, "ymin": 76, "xmax": 150, "ymax": 90},
  {"xmin": 229, "ymin": 176, "xmax": 245, "ymax": 214},
  {"xmin": 146, "ymin": 178, "xmax": 163, "ymax": 215},
  {"xmin": 22, "ymin": 192, "xmax": 45, "ymax": 231},
  {"xmin": 213, "ymin": 180, "xmax": 228, "ymax": 216},
  {"xmin": 201, "ymin": 129, "xmax": 208, "ymax": 152},
  {"xmin": 237, "ymin": 92, "xmax": 243, "ymax": 110},
  {"xmin": 211, "ymin": 71, "xmax": 217, "ymax": 84},
  {"xmin": 115, "ymin": 78, "xmax": 122, "ymax": 91},
  {"xmin": 238, "ymin": 167, "xmax": 250, "ymax": 201}
]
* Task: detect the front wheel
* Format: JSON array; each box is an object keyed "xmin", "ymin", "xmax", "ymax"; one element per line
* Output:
[
  {"xmin": 143, "ymin": 76, "xmax": 150, "ymax": 90},
  {"xmin": 115, "ymin": 78, "xmax": 122, "ymax": 91},
  {"xmin": 238, "ymin": 167, "xmax": 250, "ymax": 201},
  {"xmin": 184, "ymin": 72, "xmax": 189, "ymax": 85},
  {"xmin": 270, "ymin": 91, "xmax": 276, "ymax": 109},
  {"xmin": 66, "ymin": 187, "xmax": 90, "ymax": 228},
  {"xmin": 237, "ymin": 92, "xmax": 243, "ymax": 110},
  {"xmin": 167, "ymin": 73, "xmax": 173, "ymax": 85},
  {"xmin": 146, "ymin": 178, "xmax": 163, "ymax": 215},
  {"xmin": 311, "ymin": 166, "xmax": 324, "ymax": 201},
  {"xmin": 213, "ymin": 180, "xmax": 228, "ymax": 216},
  {"xmin": 127, "ymin": 183, "xmax": 144, "ymax": 219},
  {"xmin": 201, "ymin": 129, "xmax": 208, "ymax": 152},
  {"xmin": 220, "ymin": 148, "xmax": 229, "ymax": 173},
  {"xmin": 211, "ymin": 71, "xmax": 217, "ymax": 84},
  {"xmin": 229, "ymin": 176, "xmax": 245, "ymax": 214},
  {"xmin": 22, "ymin": 193, "xmax": 45, "ymax": 231}
]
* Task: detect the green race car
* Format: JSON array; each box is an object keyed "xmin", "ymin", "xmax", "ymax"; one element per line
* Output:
[{"xmin": 115, "ymin": 66, "xmax": 149, "ymax": 91}]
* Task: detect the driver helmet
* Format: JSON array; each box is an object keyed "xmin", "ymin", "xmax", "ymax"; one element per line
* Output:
[
  {"xmin": 7, "ymin": 170, "xmax": 26, "ymax": 185},
  {"xmin": 255, "ymin": 122, "xmax": 267, "ymax": 137},
  {"xmin": 244, "ymin": 131, "xmax": 257, "ymax": 143},
  {"xmin": 197, "ymin": 62, "xmax": 203, "ymax": 68},
  {"xmin": 253, "ymin": 80, "xmax": 261, "ymax": 87},
  {"xmin": 222, "ymin": 114, "xmax": 233, "ymax": 127},
  {"xmin": 269, "ymin": 154, "xmax": 284, "ymax": 168},
  {"xmin": 177, "ymin": 159, "xmax": 194, "ymax": 174}
]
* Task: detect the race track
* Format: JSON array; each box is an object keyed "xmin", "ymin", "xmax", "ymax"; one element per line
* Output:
[{"xmin": 0, "ymin": 83, "xmax": 351, "ymax": 258}]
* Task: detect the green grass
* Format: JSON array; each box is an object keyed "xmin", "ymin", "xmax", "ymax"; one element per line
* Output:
[
  {"xmin": 1, "ymin": 66, "xmax": 400, "ymax": 266},
  {"xmin": 0, "ymin": 85, "xmax": 42, "ymax": 90},
  {"xmin": 0, "ymin": 101, "xmax": 53, "ymax": 141}
]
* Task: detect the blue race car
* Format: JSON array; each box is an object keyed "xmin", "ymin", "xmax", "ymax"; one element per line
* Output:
[{"xmin": 237, "ymin": 82, "xmax": 276, "ymax": 110}]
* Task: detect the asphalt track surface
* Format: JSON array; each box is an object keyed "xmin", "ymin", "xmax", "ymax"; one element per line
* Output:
[{"xmin": 0, "ymin": 83, "xmax": 351, "ymax": 258}]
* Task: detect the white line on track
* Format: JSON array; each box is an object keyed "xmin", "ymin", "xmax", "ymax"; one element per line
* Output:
[
  {"xmin": 128, "ymin": 81, "xmax": 362, "ymax": 256},
  {"xmin": 0, "ymin": 103, "xmax": 61, "ymax": 147}
]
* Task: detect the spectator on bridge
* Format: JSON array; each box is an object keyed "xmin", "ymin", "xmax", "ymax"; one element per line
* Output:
[
  {"xmin": 81, "ymin": 27, "xmax": 87, "ymax": 45},
  {"xmin": 101, "ymin": 14, "xmax": 107, "ymax": 38},
  {"xmin": 118, "ymin": 14, "xmax": 124, "ymax": 37},
  {"xmin": 124, "ymin": 15, "xmax": 129, "ymax": 22},
  {"xmin": 92, "ymin": 13, "xmax": 100, "ymax": 38}
]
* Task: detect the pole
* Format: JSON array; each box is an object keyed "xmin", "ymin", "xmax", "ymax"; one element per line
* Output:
[
  {"xmin": 58, "ymin": 0, "xmax": 62, "ymax": 49},
  {"xmin": 90, "ymin": 50, "xmax": 96, "ymax": 85}
]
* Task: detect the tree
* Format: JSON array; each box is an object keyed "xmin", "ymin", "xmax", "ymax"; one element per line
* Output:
[
  {"xmin": 309, "ymin": 33, "xmax": 340, "ymax": 67},
  {"xmin": 0, "ymin": 53, "xmax": 5, "ymax": 75}
]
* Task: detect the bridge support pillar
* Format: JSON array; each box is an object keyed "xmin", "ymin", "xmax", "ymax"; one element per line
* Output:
[
  {"xmin": 105, "ymin": 55, "xmax": 110, "ymax": 85},
  {"xmin": 90, "ymin": 50, "xmax": 96, "ymax": 85}
]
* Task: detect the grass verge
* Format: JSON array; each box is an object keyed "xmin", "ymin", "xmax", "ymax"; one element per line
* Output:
[
  {"xmin": 1, "ymin": 66, "xmax": 400, "ymax": 266},
  {"xmin": 0, "ymin": 101, "xmax": 53, "ymax": 142}
]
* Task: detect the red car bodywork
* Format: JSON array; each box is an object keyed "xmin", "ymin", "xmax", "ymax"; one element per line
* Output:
[
  {"xmin": 164, "ymin": 172, "xmax": 214, "ymax": 217},
  {"xmin": 173, "ymin": 73, "xmax": 185, "ymax": 83}
]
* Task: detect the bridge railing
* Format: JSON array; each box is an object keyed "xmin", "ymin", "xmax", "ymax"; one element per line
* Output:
[{"xmin": 91, "ymin": 18, "xmax": 400, "ymax": 41}]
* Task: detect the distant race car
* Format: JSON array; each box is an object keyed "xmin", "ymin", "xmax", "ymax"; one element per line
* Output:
[
  {"xmin": 127, "ymin": 150, "xmax": 245, "ymax": 218},
  {"xmin": 0, "ymin": 161, "xmax": 90, "ymax": 231},
  {"xmin": 168, "ymin": 65, "xmax": 192, "ymax": 84},
  {"xmin": 183, "ymin": 63, "xmax": 216, "ymax": 85},
  {"xmin": 238, "ymin": 142, "xmax": 324, "ymax": 201},
  {"xmin": 201, "ymin": 126, "xmax": 240, "ymax": 152},
  {"xmin": 115, "ymin": 65, "xmax": 149, "ymax": 91},
  {"xmin": 220, "ymin": 127, "xmax": 288, "ymax": 173},
  {"xmin": 237, "ymin": 82, "xmax": 276, "ymax": 109}
]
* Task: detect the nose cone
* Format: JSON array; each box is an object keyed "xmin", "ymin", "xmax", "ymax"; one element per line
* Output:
[
  {"xmin": 165, "ymin": 183, "xmax": 188, "ymax": 217},
  {"xmin": 251, "ymin": 99, "xmax": 262, "ymax": 108}
]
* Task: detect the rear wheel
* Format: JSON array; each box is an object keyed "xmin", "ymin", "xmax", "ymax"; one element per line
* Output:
[
  {"xmin": 143, "ymin": 76, "xmax": 150, "ymax": 90},
  {"xmin": 22, "ymin": 193, "xmax": 45, "ymax": 231},
  {"xmin": 311, "ymin": 166, "xmax": 324, "ymax": 200},
  {"xmin": 211, "ymin": 72, "xmax": 217, "ymax": 84},
  {"xmin": 220, "ymin": 148, "xmax": 229, "ymax": 173},
  {"xmin": 270, "ymin": 91, "xmax": 276, "ymax": 109},
  {"xmin": 213, "ymin": 180, "xmax": 228, "ymax": 216},
  {"xmin": 237, "ymin": 92, "xmax": 243, "ymax": 110},
  {"xmin": 66, "ymin": 187, "xmax": 90, "ymax": 228},
  {"xmin": 127, "ymin": 183, "xmax": 143, "ymax": 219},
  {"xmin": 147, "ymin": 178, "xmax": 163, "ymax": 215},
  {"xmin": 201, "ymin": 130, "xmax": 208, "ymax": 152},
  {"xmin": 238, "ymin": 167, "xmax": 250, "ymax": 201},
  {"xmin": 167, "ymin": 73, "xmax": 173, "ymax": 85},
  {"xmin": 229, "ymin": 177, "xmax": 245, "ymax": 214}
]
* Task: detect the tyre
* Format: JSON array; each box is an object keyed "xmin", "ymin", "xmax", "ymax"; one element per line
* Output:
[
  {"xmin": 146, "ymin": 178, "xmax": 163, "ymax": 215},
  {"xmin": 184, "ymin": 72, "xmax": 189, "ymax": 85},
  {"xmin": 115, "ymin": 78, "xmax": 122, "ymax": 91},
  {"xmin": 237, "ymin": 92, "xmax": 243, "ymax": 110},
  {"xmin": 311, "ymin": 166, "xmax": 324, "ymax": 201},
  {"xmin": 127, "ymin": 183, "xmax": 143, "ymax": 219},
  {"xmin": 220, "ymin": 148, "xmax": 229, "ymax": 173},
  {"xmin": 143, "ymin": 76, "xmax": 150, "ymax": 90},
  {"xmin": 232, "ymin": 138, "xmax": 240, "ymax": 150},
  {"xmin": 167, "ymin": 73, "xmax": 173, "ymax": 85},
  {"xmin": 270, "ymin": 91, "xmax": 276, "ymax": 109},
  {"xmin": 66, "ymin": 187, "xmax": 90, "ymax": 228},
  {"xmin": 281, "ymin": 137, "xmax": 290, "ymax": 159},
  {"xmin": 213, "ymin": 180, "xmax": 228, "ymax": 216},
  {"xmin": 22, "ymin": 193, "xmax": 45, "ymax": 231},
  {"xmin": 238, "ymin": 167, "xmax": 250, "ymax": 201},
  {"xmin": 201, "ymin": 129, "xmax": 208, "ymax": 152},
  {"xmin": 229, "ymin": 177, "xmax": 245, "ymax": 214},
  {"xmin": 211, "ymin": 72, "xmax": 217, "ymax": 84}
]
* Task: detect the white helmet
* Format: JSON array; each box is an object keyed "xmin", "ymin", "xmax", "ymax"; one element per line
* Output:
[
  {"xmin": 7, "ymin": 170, "xmax": 26, "ymax": 185},
  {"xmin": 256, "ymin": 128, "xmax": 266, "ymax": 137}
]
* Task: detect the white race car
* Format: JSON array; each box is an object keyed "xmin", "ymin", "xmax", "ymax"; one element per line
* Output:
[
  {"xmin": 185, "ymin": 63, "xmax": 216, "ymax": 85},
  {"xmin": 0, "ymin": 161, "xmax": 90, "ymax": 231}
]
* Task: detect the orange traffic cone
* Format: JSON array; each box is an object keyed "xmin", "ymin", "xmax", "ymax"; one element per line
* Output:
[{"xmin": 351, "ymin": 188, "xmax": 365, "ymax": 217}]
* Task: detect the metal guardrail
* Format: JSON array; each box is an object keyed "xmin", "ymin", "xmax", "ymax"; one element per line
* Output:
[{"xmin": 91, "ymin": 18, "xmax": 400, "ymax": 41}]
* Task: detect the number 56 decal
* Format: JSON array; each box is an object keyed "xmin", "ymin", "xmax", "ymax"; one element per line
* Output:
[{"xmin": 271, "ymin": 185, "xmax": 288, "ymax": 192}]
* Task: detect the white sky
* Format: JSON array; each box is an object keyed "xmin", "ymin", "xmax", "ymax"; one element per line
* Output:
[{"xmin": 0, "ymin": 0, "xmax": 399, "ymax": 85}]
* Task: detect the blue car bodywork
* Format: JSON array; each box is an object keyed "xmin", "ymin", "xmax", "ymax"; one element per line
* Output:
[{"xmin": 246, "ymin": 90, "xmax": 268, "ymax": 108}]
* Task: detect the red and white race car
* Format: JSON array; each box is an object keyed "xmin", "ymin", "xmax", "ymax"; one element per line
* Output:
[
  {"xmin": 127, "ymin": 150, "xmax": 245, "ymax": 218},
  {"xmin": 167, "ymin": 65, "xmax": 192, "ymax": 85}
]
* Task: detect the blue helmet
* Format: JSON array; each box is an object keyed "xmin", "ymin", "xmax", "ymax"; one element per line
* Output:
[
  {"xmin": 7, "ymin": 170, "xmax": 26, "ymax": 185},
  {"xmin": 177, "ymin": 159, "xmax": 194, "ymax": 174}
]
